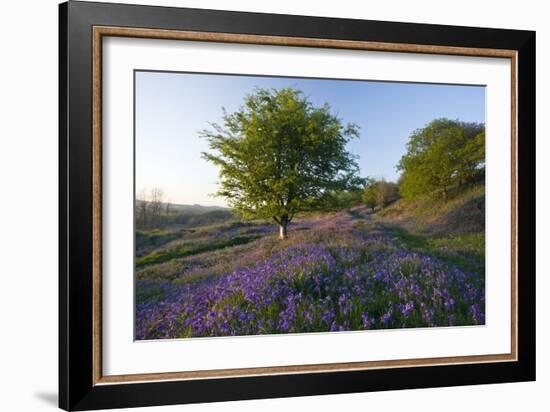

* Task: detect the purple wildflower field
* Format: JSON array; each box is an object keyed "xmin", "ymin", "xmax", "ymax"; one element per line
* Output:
[{"xmin": 135, "ymin": 208, "xmax": 485, "ymax": 340}]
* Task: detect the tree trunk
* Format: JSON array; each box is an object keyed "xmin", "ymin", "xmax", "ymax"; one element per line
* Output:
[{"xmin": 278, "ymin": 215, "xmax": 289, "ymax": 240}]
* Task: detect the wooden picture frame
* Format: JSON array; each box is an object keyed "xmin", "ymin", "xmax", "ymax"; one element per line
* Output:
[{"xmin": 59, "ymin": 1, "xmax": 535, "ymax": 410}]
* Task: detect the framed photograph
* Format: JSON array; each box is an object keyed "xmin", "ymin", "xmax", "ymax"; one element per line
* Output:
[{"xmin": 59, "ymin": 1, "xmax": 535, "ymax": 410}]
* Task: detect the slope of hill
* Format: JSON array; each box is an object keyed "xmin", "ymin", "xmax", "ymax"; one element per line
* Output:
[
  {"xmin": 135, "ymin": 184, "xmax": 486, "ymax": 339},
  {"xmin": 378, "ymin": 183, "xmax": 484, "ymax": 233},
  {"xmin": 377, "ymin": 182, "xmax": 485, "ymax": 276}
]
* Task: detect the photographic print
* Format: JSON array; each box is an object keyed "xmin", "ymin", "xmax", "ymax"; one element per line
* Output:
[
  {"xmin": 134, "ymin": 72, "xmax": 486, "ymax": 340},
  {"xmin": 60, "ymin": 5, "xmax": 535, "ymax": 408}
]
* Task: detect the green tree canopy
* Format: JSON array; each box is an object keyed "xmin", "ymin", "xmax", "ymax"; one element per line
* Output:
[
  {"xmin": 201, "ymin": 87, "xmax": 362, "ymax": 239},
  {"xmin": 397, "ymin": 118, "xmax": 485, "ymax": 200},
  {"xmin": 362, "ymin": 177, "xmax": 377, "ymax": 212}
]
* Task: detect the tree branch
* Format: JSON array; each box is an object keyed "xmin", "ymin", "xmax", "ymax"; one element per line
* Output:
[{"xmin": 288, "ymin": 211, "xmax": 295, "ymax": 223}]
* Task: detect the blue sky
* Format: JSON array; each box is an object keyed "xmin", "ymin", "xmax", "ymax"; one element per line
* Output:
[{"xmin": 135, "ymin": 71, "xmax": 485, "ymax": 207}]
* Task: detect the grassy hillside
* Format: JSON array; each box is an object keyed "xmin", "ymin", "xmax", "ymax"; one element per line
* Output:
[
  {"xmin": 378, "ymin": 182, "xmax": 485, "ymax": 234},
  {"xmin": 135, "ymin": 185, "xmax": 485, "ymax": 339},
  {"xmin": 377, "ymin": 183, "xmax": 485, "ymax": 276}
]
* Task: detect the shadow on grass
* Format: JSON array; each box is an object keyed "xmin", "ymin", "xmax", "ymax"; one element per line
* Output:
[{"xmin": 136, "ymin": 235, "xmax": 261, "ymax": 268}]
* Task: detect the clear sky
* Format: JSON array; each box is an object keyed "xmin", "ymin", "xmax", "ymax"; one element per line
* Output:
[{"xmin": 135, "ymin": 71, "xmax": 485, "ymax": 207}]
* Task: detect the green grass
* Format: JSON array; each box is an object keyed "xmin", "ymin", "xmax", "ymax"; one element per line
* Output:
[
  {"xmin": 136, "ymin": 229, "xmax": 179, "ymax": 250},
  {"xmin": 375, "ymin": 182, "xmax": 486, "ymax": 276},
  {"xmin": 378, "ymin": 182, "xmax": 485, "ymax": 234},
  {"xmin": 386, "ymin": 224, "xmax": 485, "ymax": 276},
  {"xmin": 136, "ymin": 235, "xmax": 260, "ymax": 268}
]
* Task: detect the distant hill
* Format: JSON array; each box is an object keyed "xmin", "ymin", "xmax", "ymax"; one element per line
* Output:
[
  {"xmin": 167, "ymin": 203, "xmax": 229, "ymax": 215},
  {"xmin": 165, "ymin": 203, "xmax": 234, "ymax": 228}
]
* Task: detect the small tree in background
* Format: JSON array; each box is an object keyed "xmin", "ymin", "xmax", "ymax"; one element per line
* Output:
[
  {"xmin": 136, "ymin": 189, "xmax": 149, "ymax": 229},
  {"xmin": 201, "ymin": 87, "xmax": 362, "ymax": 239},
  {"xmin": 325, "ymin": 189, "xmax": 365, "ymax": 211},
  {"xmin": 149, "ymin": 187, "xmax": 164, "ymax": 228},
  {"xmin": 136, "ymin": 187, "xmax": 165, "ymax": 229},
  {"xmin": 376, "ymin": 179, "xmax": 399, "ymax": 207},
  {"xmin": 164, "ymin": 199, "xmax": 171, "ymax": 218},
  {"xmin": 363, "ymin": 178, "xmax": 399, "ymax": 212},
  {"xmin": 362, "ymin": 178, "xmax": 378, "ymax": 212}
]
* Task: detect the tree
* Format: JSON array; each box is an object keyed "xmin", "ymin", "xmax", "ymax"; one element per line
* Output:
[
  {"xmin": 149, "ymin": 187, "xmax": 164, "ymax": 228},
  {"xmin": 363, "ymin": 178, "xmax": 399, "ymax": 212},
  {"xmin": 136, "ymin": 187, "xmax": 165, "ymax": 229},
  {"xmin": 397, "ymin": 119, "xmax": 484, "ymax": 200},
  {"xmin": 136, "ymin": 189, "xmax": 149, "ymax": 229},
  {"xmin": 325, "ymin": 189, "xmax": 364, "ymax": 211},
  {"xmin": 201, "ymin": 87, "xmax": 362, "ymax": 239},
  {"xmin": 457, "ymin": 129, "xmax": 485, "ymax": 184},
  {"xmin": 164, "ymin": 199, "xmax": 171, "ymax": 219},
  {"xmin": 362, "ymin": 178, "xmax": 377, "ymax": 212},
  {"xmin": 375, "ymin": 179, "xmax": 399, "ymax": 207}
]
